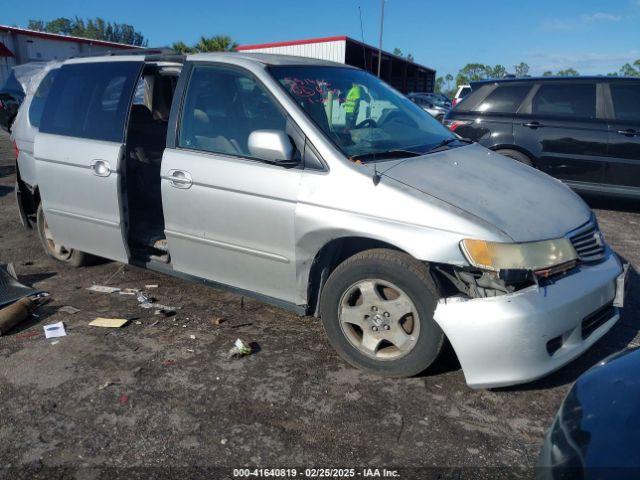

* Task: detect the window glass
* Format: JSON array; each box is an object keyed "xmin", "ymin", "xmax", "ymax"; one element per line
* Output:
[
  {"xmin": 475, "ymin": 85, "xmax": 530, "ymax": 113},
  {"xmin": 28, "ymin": 68, "xmax": 58, "ymax": 128},
  {"xmin": 426, "ymin": 94, "xmax": 449, "ymax": 108},
  {"xmin": 532, "ymin": 83, "xmax": 596, "ymax": 119},
  {"xmin": 270, "ymin": 66, "xmax": 453, "ymax": 160},
  {"xmin": 459, "ymin": 87, "xmax": 471, "ymax": 98},
  {"xmin": 179, "ymin": 65, "xmax": 287, "ymax": 158},
  {"xmin": 102, "ymin": 77, "xmax": 126, "ymax": 112},
  {"xmin": 610, "ymin": 84, "xmax": 640, "ymax": 122},
  {"xmin": 39, "ymin": 61, "xmax": 142, "ymax": 142}
]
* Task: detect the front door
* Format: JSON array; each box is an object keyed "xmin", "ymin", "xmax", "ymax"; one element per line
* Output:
[
  {"xmin": 34, "ymin": 59, "xmax": 143, "ymax": 262},
  {"xmin": 605, "ymin": 81, "xmax": 640, "ymax": 192},
  {"xmin": 161, "ymin": 63, "xmax": 302, "ymax": 304},
  {"xmin": 514, "ymin": 81, "xmax": 608, "ymax": 186}
]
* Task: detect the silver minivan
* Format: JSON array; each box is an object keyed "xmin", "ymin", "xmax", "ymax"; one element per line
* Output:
[{"xmin": 15, "ymin": 52, "xmax": 628, "ymax": 388}]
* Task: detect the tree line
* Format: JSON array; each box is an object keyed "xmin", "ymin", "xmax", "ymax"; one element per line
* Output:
[
  {"xmin": 436, "ymin": 59, "xmax": 640, "ymax": 96},
  {"xmin": 28, "ymin": 17, "xmax": 147, "ymax": 47},
  {"xmin": 170, "ymin": 36, "xmax": 237, "ymax": 53},
  {"xmin": 26, "ymin": 18, "xmax": 238, "ymax": 53}
]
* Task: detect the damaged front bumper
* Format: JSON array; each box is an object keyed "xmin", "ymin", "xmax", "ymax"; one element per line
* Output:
[{"xmin": 434, "ymin": 252, "xmax": 624, "ymax": 389}]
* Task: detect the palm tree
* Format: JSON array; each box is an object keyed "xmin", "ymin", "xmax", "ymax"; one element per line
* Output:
[
  {"xmin": 171, "ymin": 41, "xmax": 195, "ymax": 54},
  {"xmin": 195, "ymin": 35, "xmax": 238, "ymax": 52},
  {"xmin": 445, "ymin": 73, "xmax": 453, "ymax": 91}
]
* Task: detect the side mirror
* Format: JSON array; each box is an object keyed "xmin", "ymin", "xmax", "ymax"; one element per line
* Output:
[{"xmin": 248, "ymin": 130, "xmax": 298, "ymax": 166}]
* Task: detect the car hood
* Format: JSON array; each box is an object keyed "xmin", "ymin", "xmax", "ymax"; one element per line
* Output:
[{"xmin": 378, "ymin": 144, "xmax": 591, "ymax": 242}]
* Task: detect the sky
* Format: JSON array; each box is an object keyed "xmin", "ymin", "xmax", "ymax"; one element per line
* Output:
[{"xmin": 3, "ymin": 0, "xmax": 640, "ymax": 79}]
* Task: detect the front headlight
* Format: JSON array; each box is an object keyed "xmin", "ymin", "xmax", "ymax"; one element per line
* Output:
[{"xmin": 460, "ymin": 238, "xmax": 577, "ymax": 271}]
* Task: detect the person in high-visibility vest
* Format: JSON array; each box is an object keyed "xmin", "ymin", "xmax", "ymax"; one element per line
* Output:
[{"xmin": 345, "ymin": 82, "xmax": 363, "ymax": 129}]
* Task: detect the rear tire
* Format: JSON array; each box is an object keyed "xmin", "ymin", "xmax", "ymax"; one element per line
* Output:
[
  {"xmin": 495, "ymin": 149, "xmax": 533, "ymax": 167},
  {"xmin": 320, "ymin": 249, "xmax": 445, "ymax": 377},
  {"xmin": 37, "ymin": 204, "xmax": 92, "ymax": 267}
]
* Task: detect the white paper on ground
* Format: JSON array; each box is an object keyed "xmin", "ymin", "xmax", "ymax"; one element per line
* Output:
[{"xmin": 44, "ymin": 322, "xmax": 67, "ymax": 338}]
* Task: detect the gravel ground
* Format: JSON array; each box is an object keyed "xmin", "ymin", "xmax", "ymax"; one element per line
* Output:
[{"xmin": 0, "ymin": 130, "xmax": 638, "ymax": 478}]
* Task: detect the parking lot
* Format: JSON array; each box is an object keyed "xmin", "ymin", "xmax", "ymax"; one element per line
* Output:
[{"xmin": 0, "ymin": 129, "xmax": 638, "ymax": 475}]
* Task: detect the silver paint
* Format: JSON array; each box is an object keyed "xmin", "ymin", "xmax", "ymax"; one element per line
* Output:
[{"xmin": 32, "ymin": 53, "xmax": 625, "ymax": 387}]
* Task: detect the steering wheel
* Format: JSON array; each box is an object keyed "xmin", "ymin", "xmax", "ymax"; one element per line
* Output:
[
  {"xmin": 355, "ymin": 118, "xmax": 377, "ymax": 129},
  {"xmin": 377, "ymin": 110, "xmax": 415, "ymax": 128}
]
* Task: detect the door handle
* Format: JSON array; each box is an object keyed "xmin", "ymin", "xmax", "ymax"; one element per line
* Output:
[
  {"xmin": 168, "ymin": 169, "xmax": 193, "ymax": 189},
  {"xmin": 523, "ymin": 121, "xmax": 544, "ymax": 129},
  {"xmin": 617, "ymin": 129, "xmax": 639, "ymax": 137},
  {"xmin": 90, "ymin": 160, "xmax": 111, "ymax": 177}
]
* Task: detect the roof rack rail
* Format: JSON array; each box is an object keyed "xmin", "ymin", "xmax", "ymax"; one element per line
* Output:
[{"xmin": 71, "ymin": 47, "xmax": 177, "ymax": 59}]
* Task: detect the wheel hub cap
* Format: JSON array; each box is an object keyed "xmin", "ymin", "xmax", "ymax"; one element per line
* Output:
[{"xmin": 339, "ymin": 279, "xmax": 420, "ymax": 360}]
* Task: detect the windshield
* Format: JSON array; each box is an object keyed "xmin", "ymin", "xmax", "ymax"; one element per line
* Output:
[
  {"xmin": 269, "ymin": 66, "xmax": 455, "ymax": 160},
  {"xmin": 428, "ymin": 95, "xmax": 450, "ymax": 108}
]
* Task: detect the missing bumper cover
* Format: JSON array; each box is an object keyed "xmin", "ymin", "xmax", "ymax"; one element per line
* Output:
[{"xmin": 433, "ymin": 265, "xmax": 536, "ymax": 299}]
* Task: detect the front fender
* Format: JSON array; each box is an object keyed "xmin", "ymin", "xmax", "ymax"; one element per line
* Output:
[{"xmin": 293, "ymin": 203, "xmax": 480, "ymax": 306}]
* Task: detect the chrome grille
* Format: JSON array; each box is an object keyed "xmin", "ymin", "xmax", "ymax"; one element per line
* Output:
[{"xmin": 568, "ymin": 221, "xmax": 606, "ymax": 263}]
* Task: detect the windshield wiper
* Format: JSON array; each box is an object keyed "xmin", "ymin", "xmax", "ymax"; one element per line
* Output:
[
  {"xmin": 424, "ymin": 138, "xmax": 459, "ymax": 154},
  {"xmin": 424, "ymin": 137, "xmax": 473, "ymax": 155},
  {"xmin": 350, "ymin": 149, "xmax": 423, "ymax": 162}
]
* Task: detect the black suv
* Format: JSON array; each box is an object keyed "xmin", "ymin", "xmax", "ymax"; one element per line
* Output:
[{"xmin": 444, "ymin": 77, "xmax": 640, "ymax": 198}]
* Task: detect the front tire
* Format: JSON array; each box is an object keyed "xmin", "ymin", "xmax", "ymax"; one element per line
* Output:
[
  {"xmin": 37, "ymin": 204, "xmax": 92, "ymax": 267},
  {"xmin": 320, "ymin": 249, "xmax": 445, "ymax": 377},
  {"xmin": 495, "ymin": 148, "xmax": 533, "ymax": 167}
]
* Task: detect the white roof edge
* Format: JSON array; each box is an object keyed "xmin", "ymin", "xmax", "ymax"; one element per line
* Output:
[{"xmin": 64, "ymin": 55, "xmax": 145, "ymax": 64}]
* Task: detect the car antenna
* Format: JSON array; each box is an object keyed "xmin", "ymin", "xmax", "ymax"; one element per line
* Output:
[{"xmin": 359, "ymin": 5, "xmax": 381, "ymax": 186}]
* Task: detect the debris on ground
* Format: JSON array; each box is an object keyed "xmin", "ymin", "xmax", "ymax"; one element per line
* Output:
[
  {"xmin": 154, "ymin": 308, "xmax": 175, "ymax": 317},
  {"xmin": 220, "ymin": 438, "xmax": 228, "ymax": 445},
  {"xmin": 15, "ymin": 331, "xmax": 39, "ymax": 340},
  {"xmin": 88, "ymin": 318, "xmax": 129, "ymax": 328},
  {"xmin": 0, "ymin": 263, "xmax": 42, "ymax": 308},
  {"xmin": 231, "ymin": 322, "xmax": 253, "ymax": 329},
  {"xmin": 228, "ymin": 338, "xmax": 253, "ymax": 358},
  {"xmin": 50, "ymin": 340, "xmax": 59, "ymax": 345},
  {"xmin": 141, "ymin": 302, "xmax": 177, "ymax": 312},
  {"xmin": 43, "ymin": 321, "xmax": 66, "ymax": 339},
  {"xmin": 119, "ymin": 288, "xmax": 140, "ymax": 296},
  {"xmin": 149, "ymin": 320, "xmax": 159, "ymax": 327},
  {"xmin": 88, "ymin": 285, "xmax": 121, "ymax": 294},
  {"xmin": 0, "ymin": 297, "xmax": 38, "ymax": 335},
  {"xmin": 145, "ymin": 284, "xmax": 159, "ymax": 289},
  {"xmin": 189, "ymin": 334, "xmax": 196, "ymax": 340},
  {"xmin": 118, "ymin": 394, "xmax": 129, "ymax": 405},
  {"xmin": 98, "ymin": 381, "xmax": 113, "ymax": 390},
  {"xmin": 0, "ymin": 264, "xmax": 48, "ymax": 335},
  {"xmin": 136, "ymin": 293, "xmax": 154, "ymax": 304},
  {"xmin": 212, "ymin": 317, "xmax": 226, "ymax": 326},
  {"xmin": 134, "ymin": 321, "xmax": 142, "ymax": 325},
  {"xmin": 58, "ymin": 306, "xmax": 80, "ymax": 315}
]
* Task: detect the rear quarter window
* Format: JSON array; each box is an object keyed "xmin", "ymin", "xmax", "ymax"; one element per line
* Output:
[
  {"xmin": 39, "ymin": 61, "xmax": 142, "ymax": 142},
  {"xmin": 531, "ymin": 83, "xmax": 596, "ymax": 119},
  {"xmin": 28, "ymin": 69, "xmax": 58, "ymax": 128},
  {"xmin": 610, "ymin": 83, "xmax": 640, "ymax": 122}
]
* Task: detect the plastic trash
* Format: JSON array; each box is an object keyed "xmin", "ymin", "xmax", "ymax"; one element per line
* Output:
[{"xmin": 228, "ymin": 338, "xmax": 253, "ymax": 358}]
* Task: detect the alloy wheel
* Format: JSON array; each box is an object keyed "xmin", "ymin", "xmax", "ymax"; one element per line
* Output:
[{"xmin": 338, "ymin": 278, "xmax": 420, "ymax": 360}]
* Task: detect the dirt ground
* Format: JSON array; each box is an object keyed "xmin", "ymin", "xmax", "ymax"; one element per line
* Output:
[{"xmin": 0, "ymin": 130, "xmax": 638, "ymax": 478}]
